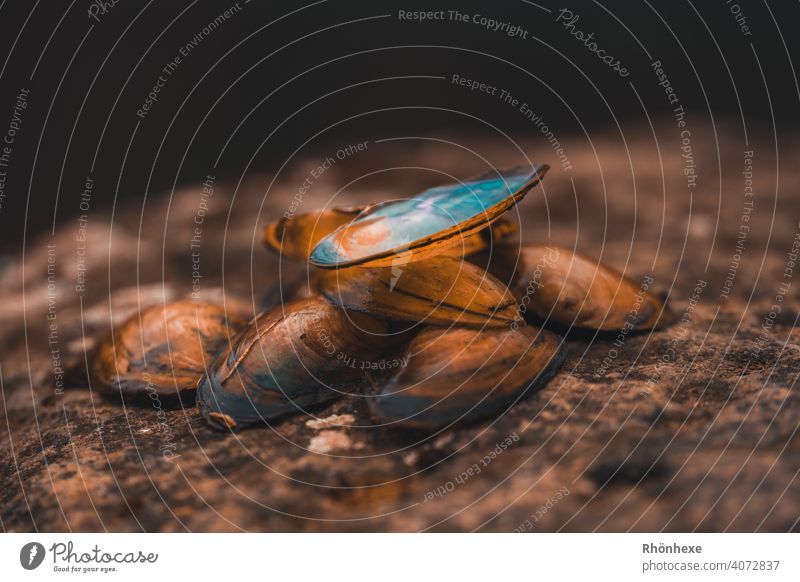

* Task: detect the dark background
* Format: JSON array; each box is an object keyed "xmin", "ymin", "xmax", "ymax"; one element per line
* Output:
[{"xmin": 0, "ymin": 0, "xmax": 797, "ymax": 246}]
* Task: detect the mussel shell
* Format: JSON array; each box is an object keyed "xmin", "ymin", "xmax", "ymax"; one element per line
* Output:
[
  {"xmin": 92, "ymin": 300, "xmax": 246, "ymax": 398},
  {"xmin": 436, "ymin": 217, "xmax": 519, "ymax": 260},
  {"xmin": 262, "ymin": 206, "xmax": 365, "ymax": 261},
  {"xmin": 318, "ymin": 255, "xmax": 519, "ymax": 328},
  {"xmin": 494, "ymin": 245, "xmax": 668, "ymax": 331},
  {"xmin": 309, "ymin": 165, "xmax": 549, "ymax": 269},
  {"xmin": 370, "ymin": 325, "xmax": 565, "ymax": 430},
  {"xmin": 197, "ymin": 297, "xmax": 388, "ymax": 430}
]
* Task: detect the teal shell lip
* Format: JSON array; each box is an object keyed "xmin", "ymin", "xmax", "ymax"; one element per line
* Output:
[{"xmin": 309, "ymin": 164, "xmax": 549, "ymax": 269}]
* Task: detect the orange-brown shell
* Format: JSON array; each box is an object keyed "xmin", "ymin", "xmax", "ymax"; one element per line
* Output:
[
  {"xmin": 370, "ymin": 324, "xmax": 564, "ymax": 430},
  {"xmin": 507, "ymin": 245, "xmax": 668, "ymax": 330},
  {"xmin": 263, "ymin": 206, "xmax": 519, "ymax": 264},
  {"xmin": 309, "ymin": 165, "xmax": 548, "ymax": 269},
  {"xmin": 197, "ymin": 296, "xmax": 388, "ymax": 429},
  {"xmin": 319, "ymin": 255, "xmax": 519, "ymax": 328},
  {"xmin": 92, "ymin": 300, "xmax": 246, "ymax": 398},
  {"xmin": 262, "ymin": 207, "xmax": 365, "ymax": 261}
]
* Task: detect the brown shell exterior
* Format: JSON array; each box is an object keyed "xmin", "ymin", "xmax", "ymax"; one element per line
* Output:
[
  {"xmin": 433, "ymin": 217, "xmax": 519, "ymax": 260},
  {"xmin": 262, "ymin": 207, "xmax": 364, "ymax": 261},
  {"xmin": 197, "ymin": 296, "xmax": 388, "ymax": 429},
  {"xmin": 510, "ymin": 245, "xmax": 668, "ymax": 330},
  {"xmin": 370, "ymin": 324, "xmax": 565, "ymax": 430},
  {"xmin": 318, "ymin": 255, "xmax": 519, "ymax": 328},
  {"xmin": 92, "ymin": 300, "xmax": 246, "ymax": 398}
]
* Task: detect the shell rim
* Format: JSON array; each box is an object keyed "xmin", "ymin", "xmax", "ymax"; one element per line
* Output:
[{"xmin": 308, "ymin": 164, "xmax": 550, "ymax": 270}]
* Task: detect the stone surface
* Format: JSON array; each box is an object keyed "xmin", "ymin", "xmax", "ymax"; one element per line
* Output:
[{"xmin": 1, "ymin": 129, "xmax": 798, "ymax": 532}]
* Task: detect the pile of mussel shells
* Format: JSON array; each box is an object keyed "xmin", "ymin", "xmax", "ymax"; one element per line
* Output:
[{"xmin": 91, "ymin": 164, "xmax": 668, "ymax": 431}]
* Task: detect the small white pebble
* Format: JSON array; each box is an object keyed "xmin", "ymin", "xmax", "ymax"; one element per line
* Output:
[
  {"xmin": 308, "ymin": 430, "xmax": 353, "ymax": 454},
  {"xmin": 305, "ymin": 413, "xmax": 356, "ymax": 430},
  {"xmin": 433, "ymin": 433, "xmax": 454, "ymax": 450},
  {"xmin": 67, "ymin": 337, "xmax": 96, "ymax": 353},
  {"xmin": 402, "ymin": 451, "xmax": 420, "ymax": 466}
]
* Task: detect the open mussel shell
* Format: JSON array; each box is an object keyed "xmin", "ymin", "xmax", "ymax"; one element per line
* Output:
[
  {"xmin": 92, "ymin": 300, "xmax": 246, "ymax": 398},
  {"xmin": 318, "ymin": 255, "xmax": 519, "ymax": 328},
  {"xmin": 491, "ymin": 245, "xmax": 668, "ymax": 331},
  {"xmin": 265, "ymin": 207, "xmax": 519, "ymax": 263},
  {"xmin": 197, "ymin": 296, "xmax": 388, "ymax": 430},
  {"xmin": 262, "ymin": 206, "xmax": 365, "ymax": 261},
  {"xmin": 370, "ymin": 325, "xmax": 565, "ymax": 430},
  {"xmin": 309, "ymin": 165, "xmax": 549, "ymax": 269}
]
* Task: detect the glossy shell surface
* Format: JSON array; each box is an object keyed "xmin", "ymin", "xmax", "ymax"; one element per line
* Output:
[
  {"xmin": 309, "ymin": 165, "xmax": 549, "ymax": 269},
  {"xmin": 93, "ymin": 300, "xmax": 245, "ymax": 398},
  {"xmin": 263, "ymin": 206, "xmax": 364, "ymax": 261},
  {"xmin": 197, "ymin": 297, "xmax": 387, "ymax": 429},
  {"xmin": 319, "ymin": 255, "xmax": 519, "ymax": 328},
  {"xmin": 508, "ymin": 245, "xmax": 668, "ymax": 330},
  {"xmin": 370, "ymin": 324, "xmax": 565, "ymax": 430}
]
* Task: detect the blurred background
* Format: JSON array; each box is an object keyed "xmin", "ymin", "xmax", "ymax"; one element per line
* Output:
[{"xmin": 0, "ymin": 0, "xmax": 797, "ymax": 245}]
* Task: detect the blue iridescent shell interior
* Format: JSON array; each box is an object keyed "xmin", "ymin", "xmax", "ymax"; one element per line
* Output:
[{"xmin": 310, "ymin": 165, "xmax": 546, "ymax": 267}]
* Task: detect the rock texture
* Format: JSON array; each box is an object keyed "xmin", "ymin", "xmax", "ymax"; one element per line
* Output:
[{"xmin": 1, "ymin": 129, "xmax": 799, "ymax": 532}]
